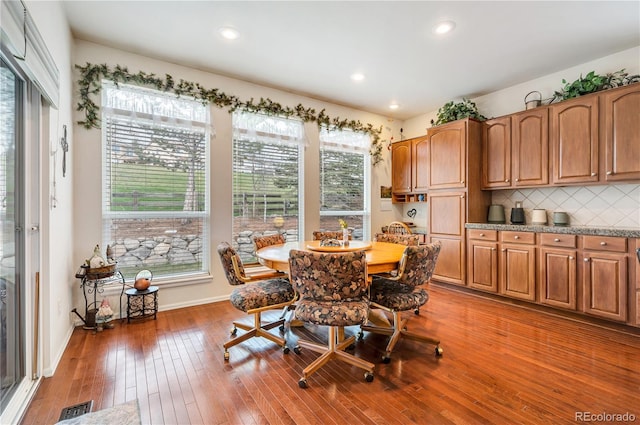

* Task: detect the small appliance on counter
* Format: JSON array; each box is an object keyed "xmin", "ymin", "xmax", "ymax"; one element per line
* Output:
[
  {"xmin": 553, "ymin": 211, "xmax": 570, "ymax": 226},
  {"xmin": 510, "ymin": 201, "xmax": 525, "ymax": 224},
  {"xmin": 487, "ymin": 204, "xmax": 506, "ymax": 224},
  {"xmin": 531, "ymin": 209, "xmax": 547, "ymax": 225}
]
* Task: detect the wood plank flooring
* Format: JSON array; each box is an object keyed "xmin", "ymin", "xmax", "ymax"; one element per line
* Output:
[{"xmin": 22, "ymin": 284, "xmax": 640, "ymax": 424}]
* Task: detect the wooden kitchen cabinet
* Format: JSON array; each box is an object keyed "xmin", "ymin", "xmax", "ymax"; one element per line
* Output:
[
  {"xmin": 582, "ymin": 235, "xmax": 628, "ymax": 322},
  {"xmin": 391, "ymin": 136, "xmax": 429, "ymax": 202},
  {"xmin": 550, "ymin": 95, "xmax": 599, "ymax": 184},
  {"xmin": 601, "ymin": 83, "xmax": 640, "ymax": 182},
  {"xmin": 467, "ymin": 230, "xmax": 498, "ymax": 292},
  {"xmin": 538, "ymin": 233, "xmax": 577, "ymax": 310},
  {"xmin": 482, "ymin": 116, "xmax": 511, "ymax": 189},
  {"xmin": 429, "ymin": 191, "xmax": 466, "ymax": 285},
  {"xmin": 512, "ymin": 108, "xmax": 549, "ymax": 187},
  {"xmin": 499, "ymin": 231, "xmax": 536, "ymax": 301},
  {"xmin": 427, "ymin": 120, "xmax": 466, "ymax": 190}
]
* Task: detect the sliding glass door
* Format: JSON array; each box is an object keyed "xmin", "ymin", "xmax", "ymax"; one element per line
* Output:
[{"xmin": 0, "ymin": 58, "xmax": 24, "ymax": 413}]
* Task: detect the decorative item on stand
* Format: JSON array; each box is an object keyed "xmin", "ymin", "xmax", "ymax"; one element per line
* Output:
[
  {"xmin": 510, "ymin": 201, "xmax": 525, "ymax": 224},
  {"xmin": 524, "ymin": 91, "xmax": 542, "ymax": 110},
  {"xmin": 339, "ymin": 219, "xmax": 349, "ymax": 246},
  {"xmin": 134, "ymin": 269, "xmax": 153, "ymax": 291}
]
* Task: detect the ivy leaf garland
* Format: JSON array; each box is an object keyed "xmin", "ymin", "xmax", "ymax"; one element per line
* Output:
[{"xmin": 75, "ymin": 62, "xmax": 386, "ymax": 165}]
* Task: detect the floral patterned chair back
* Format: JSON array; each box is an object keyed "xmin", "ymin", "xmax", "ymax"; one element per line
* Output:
[
  {"xmin": 289, "ymin": 250, "xmax": 368, "ymax": 302},
  {"xmin": 374, "ymin": 233, "xmax": 420, "ymax": 246},
  {"xmin": 312, "ymin": 231, "xmax": 352, "ymax": 241},
  {"xmin": 217, "ymin": 242, "xmax": 247, "ymax": 286},
  {"xmin": 253, "ymin": 233, "xmax": 286, "ymax": 250},
  {"xmin": 395, "ymin": 242, "xmax": 441, "ymax": 288}
]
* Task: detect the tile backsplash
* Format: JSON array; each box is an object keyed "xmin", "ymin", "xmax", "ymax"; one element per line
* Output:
[{"xmin": 491, "ymin": 184, "xmax": 640, "ymax": 228}]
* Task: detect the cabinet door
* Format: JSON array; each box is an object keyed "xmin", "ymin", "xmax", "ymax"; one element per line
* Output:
[
  {"xmin": 468, "ymin": 241, "xmax": 498, "ymax": 292},
  {"xmin": 550, "ymin": 95, "xmax": 599, "ymax": 184},
  {"xmin": 512, "ymin": 108, "xmax": 549, "ymax": 186},
  {"xmin": 412, "ymin": 136, "xmax": 430, "ymax": 192},
  {"xmin": 429, "ymin": 192, "xmax": 465, "ymax": 236},
  {"xmin": 500, "ymin": 244, "xmax": 536, "ymax": 301},
  {"xmin": 391, "ymin": 141, "xmax": 412, "ymax": 194},
  {"xmin": 539, "ymin": 247, "xmax": 577, "ymax": 310},
  {"xmin": 430, "ymin": 236, "xmax": 465, "ymax": 285},
  {"xmin": 482, "ymin": 117, "xmax": 511, "ymax": 189},
  {"xmin": 602, "ymin": 84, "xmax": 640, "ymax": 181},
  {"xmin": 428, "ymin": 121, "xmax": 466, "ymax": 189},
  {"xmin": 582, "ymin": 252, "xmax": 627, "ymax": 322}
]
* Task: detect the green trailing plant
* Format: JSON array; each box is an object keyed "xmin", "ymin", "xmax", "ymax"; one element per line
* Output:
[
  {"xmin": 75, "ymin": 63, "xmax": 386, "ymax": 165},
  {"xmin": 430, "ymin": 98, "xmax": 486, "ymax": 126},
  {"xmin": 552, "ymin": 69, "xmax": 640, "ymax": 102}
]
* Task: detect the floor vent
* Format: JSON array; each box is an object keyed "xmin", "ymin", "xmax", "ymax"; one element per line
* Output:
[{"xmin": 58, "ymin": 400, "xmax": 94, "ymax": 421}]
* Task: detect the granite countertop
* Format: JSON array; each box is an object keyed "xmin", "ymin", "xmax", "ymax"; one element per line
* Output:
[{"xmin": 465, "ymin": 223, "xmax": 640, "ymax": 238}]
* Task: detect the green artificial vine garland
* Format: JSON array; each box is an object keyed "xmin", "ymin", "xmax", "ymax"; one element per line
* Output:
[{"xmin": 75, "ymin": 63, "xmax": 385, "ymax": 165}]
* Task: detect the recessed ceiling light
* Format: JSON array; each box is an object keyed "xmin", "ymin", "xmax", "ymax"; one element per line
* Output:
[
  {"xmin": 350, "ymin": 73, "xmax": 365, "ymax": 82},
  {"xmin": 389, "ymin": 103, "xmax": 400, "ymax": 110},
  {"xmin": 219, "ymin": 26, "xmax": 240, "ymax": 40},
  {"xmin": 433, "ymin": 21, "xmax": 456, "ymax": 35}
]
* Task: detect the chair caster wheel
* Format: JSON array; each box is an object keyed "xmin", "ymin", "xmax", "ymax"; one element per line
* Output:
[
  {"xmin": 435, "ymin": 346, "xmax": 443, "ymax": 357},
  {"xmin": 224, "ymin": 351, "xmax": 230, "ymax": 361},
  {"xmin": 230, "ymin": 327, "xmax": 237, "ymax": 336},
  {"xmin": 279, "ymin": 325, "xmax": 285, "ymax": 333},
  {"xmin": 381, "ymin": 355, "xmax": 391, "ymax": 364},
  {"xmin": 364, "ymin": 372, "xmax": 374, "ymax": 382},
  {"xmin": 357, "ymin": 331, "xmax": 364, "ymax": 340},
  {"xmin": 283, "ymin": 346, "xmax": 290, "ymax": 354},
  {"xmin": 293, "ymin": 346, "xmax": 302, "ymax": 355},
  {"xmin": 414, "ymin": 308, "xmax": 420, "ymax": 315},
  {"xmin": 298, "ymin": 378, "xmax": 308, "ymax": 389}
]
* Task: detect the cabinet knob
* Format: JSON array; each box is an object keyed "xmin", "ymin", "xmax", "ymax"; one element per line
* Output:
[
  {"xmin": 479, "ymin": 233, "xmax": 485, "ymax": 237},
  {"xmin": 569, "ymin": 256, "xmax": 574, "ymax": 260},
  {"xmin": 591, "ymin": 172, "xmax": 596, "ymax": 176},
  {"xmin": 515, "ymin": 178, "xmax": 519, "ymax": 182},
  {"xmin": 505, "ymin": 179, "xmax": 510, "ymax": 183},
  {"xmin": 461, "ymin": 180, "xmax": 465, "ymax": 184},
  {"xmin": 492, "ymin": 248, "xmax": 496, "ymax": 251},
  {"xmin": 600, "ymin": 241, "xmax": 607, "ymax": 246},
  {"xmin": 606, "ymin": 171, "xmax": 612, "ymax": 175},
  {"xmin": 502, "ymin": 249, "xmax": 506, "ymax": 252},
  {"xmin": 583, "ymin": 258, "xmax": 589, "ymax": 262},
  {"xmin": 554, "ymin": 238, "xmax": 560, "ymax": 242},
  {"xmin": 460, "ymin": 195, "xmax": 465, "ymax": 199},
  {"xmin": 514, "ymin": 235, "xmax": 520, "ymax": 239}
]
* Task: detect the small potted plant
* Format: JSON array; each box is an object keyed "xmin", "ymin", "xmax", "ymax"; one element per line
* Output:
[
  {"xmin": 339, "ymin": 219, "xmax": 349, "ymax": 244},
  {"xmin": 431, "ymin": 98, "xmax": 487, "ymax": 126}
]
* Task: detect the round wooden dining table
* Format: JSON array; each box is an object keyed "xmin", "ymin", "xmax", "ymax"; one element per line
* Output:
[{"xmin": 256, "ymin": 240, "xmax": 407, "ymax": 276}]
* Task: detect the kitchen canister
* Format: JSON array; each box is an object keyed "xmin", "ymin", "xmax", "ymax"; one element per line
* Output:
[
  {"xmin": 553, "ymin": 212, "xmax": 570, "ymax": 226},
  {"xmin": 487, "ymin": 204, "xmax": 506, "ymax": 223},
  {"xmin": 531, "ymin": 209, "xmax": 547, "ymax": 225}
]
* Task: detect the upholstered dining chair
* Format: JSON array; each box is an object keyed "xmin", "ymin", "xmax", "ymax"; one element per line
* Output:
[
  {"xmin": 253, "ymin": 233, "xmax": 286, "ymax": 250},
  {"xmin": 360, "ymin": 242, "xmax": 442, "ymax": 363},
  {"xmin": 374, "ymin": 233, "xmax": 420, "ymax": 246},
  {"xmin": 288, "ymin": 249, "xmax": 375, "ymax": 388},
  {"xmin": 217, "ymin": 242, "xmax": 296, "ymax": 361},
  {"xmin": 312, "ymin": 230, "xmax": 352, "ymax": 241},
  {"xmin": 386, "ymin": 221, "xmax": 412, "ymax": 234}
]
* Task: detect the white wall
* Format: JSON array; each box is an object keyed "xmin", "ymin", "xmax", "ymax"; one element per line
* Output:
[
  {"xmin": 25, "ymin": 1, "xmax": 75, "ymax": 377},
  {"xmin": 72, "ymin": 40, "xmax": 401, "ymax": 316},
  {"xmin": 399, "ymin": 46, "xmax": 640, "ymax": 227}
]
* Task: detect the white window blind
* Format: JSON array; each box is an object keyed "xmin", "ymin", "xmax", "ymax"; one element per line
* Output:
[
  {"xmin": 232, "ymin": 112, "xmax": 304, "ymax": 263},
  {"xmin": 319, "ymin": 128, "xmax": 370, "ymax": 240},
  {"xmin": 102, "ymin": 81, "xmax": 210, "ymax": 279}
]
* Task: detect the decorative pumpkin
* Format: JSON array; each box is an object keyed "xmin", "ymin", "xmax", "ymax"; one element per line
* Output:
[{"xmin": 134, "ymin": 278, "xmax": 151, "ymax": 291}]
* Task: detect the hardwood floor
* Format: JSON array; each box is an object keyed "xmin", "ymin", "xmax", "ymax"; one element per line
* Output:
[{"xmin": 22, "ymin": 284, "xmax": 640, "ymax": 425}]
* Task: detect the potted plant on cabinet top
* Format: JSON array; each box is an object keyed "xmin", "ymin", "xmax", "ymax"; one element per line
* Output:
[
  {"xmin": 551, "ymin": 68, "xmax": 640, "ymax": 103},
  {"xmin": 430, "ymin": 98, "xmax": 487, "ymax": 126}
]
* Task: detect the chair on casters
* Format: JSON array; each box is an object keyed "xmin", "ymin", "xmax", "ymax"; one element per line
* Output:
[
  {"xmin": 360, "ymin": 242, "xmax": 442, "ymax": 363},
  {"xmin": 217, "ymin": 242, "xmax": 296, "ymax": 361},
  {"xmin": 253, "ymin": 233, "xmax": 286, "ymax": 251},
  {"xmin": 288, "ymin": 249, "xmax": 374, "ymax": 388},
  {"xmin": 386, "ymin": 221, "xmax": 412, "ymax": 234},
  {"xmin": 312, "ymin": 230, "xmax": 352, "ymax": 241},
  {"xmin": 374, "ymin": 233, "xmax": 420, "ymax": 246}
]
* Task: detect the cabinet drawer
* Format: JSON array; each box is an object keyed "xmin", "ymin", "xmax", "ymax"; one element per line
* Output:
[
  {"xmin": 583, "ymin": 236, "xmax": 627, "ymax": 253},
  {"xmin": 468, "ymin": 229, "xmax": 497, "ymax": 241},
  {"xmin": 539, "ymin": 233, "xmax": 577, "ymax": 248},
  {"xmin": 500, "ymin": 231, "xmax": 535, "ymax": 245}
]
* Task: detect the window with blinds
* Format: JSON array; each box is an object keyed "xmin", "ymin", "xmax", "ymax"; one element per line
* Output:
[
  {"xmin": 319, "ymin": 128, "xmax": 371, "ymax": 240},
  {"xmin": 232, "ymin": 112, "xmax": 304, "ymax": 264},
  {"xmin": 101, "ymin": 81, "xmax": 210, "ymax": 279}
]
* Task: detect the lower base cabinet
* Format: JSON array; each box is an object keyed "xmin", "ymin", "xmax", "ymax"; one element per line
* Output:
[
  {"xmin": 499, "ymin": 231, "xmax": 536, "ymax": 301},
  {"xmin": 538, "ymin": 234, "xmax": 577, "ymax": 310}
]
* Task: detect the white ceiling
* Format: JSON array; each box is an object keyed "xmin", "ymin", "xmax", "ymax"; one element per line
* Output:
[{"xmin": 61, "ymin": 1, "xmax": 640, "ymax": 120}]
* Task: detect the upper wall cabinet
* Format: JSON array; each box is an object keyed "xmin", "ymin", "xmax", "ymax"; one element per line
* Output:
[
  {"xmin": 391, "ymin": 136, "xmax": 429, "ymax": 202},
  {"xmin": 428, "ymin": 120, "xmax": 467, "ymax": 190},
  {"xmin": 482, "ymin": 108, "xmax": 548, "ymax": 189},
  {"xmin": 550, "ymin": 95, "xmax": 599, "ymax": 184},
  {"xmin": 602, "ymin": 84, "xmax": 640, "ymax": 181}
]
